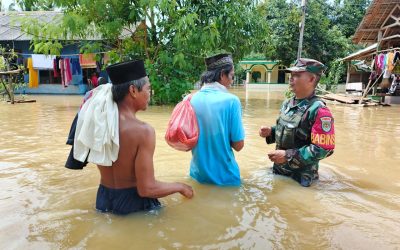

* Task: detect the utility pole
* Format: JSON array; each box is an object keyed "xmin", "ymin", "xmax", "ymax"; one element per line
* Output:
[{"xmin": 297, "ymin": 0, "xmax": 307, "ymax": 60}]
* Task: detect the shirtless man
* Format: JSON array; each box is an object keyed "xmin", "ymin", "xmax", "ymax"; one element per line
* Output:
[{"xmin": 95, "ymin": 60, "xmax": 193, "ymax": 215}]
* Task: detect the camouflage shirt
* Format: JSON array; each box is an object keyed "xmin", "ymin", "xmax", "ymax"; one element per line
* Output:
[{"xmin": 266, "ymin": 94, "xmax": 335, "ymax": 187}]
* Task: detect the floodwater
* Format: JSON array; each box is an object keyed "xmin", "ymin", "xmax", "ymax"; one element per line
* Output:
[{"xmin": 1, "ymin": 88, "xmax": 400, "ymax": 250}]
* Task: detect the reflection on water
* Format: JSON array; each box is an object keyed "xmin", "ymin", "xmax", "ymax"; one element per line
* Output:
[{"xmin": 1, "ymin": 89, "xmax": 400, "ymax": 249}]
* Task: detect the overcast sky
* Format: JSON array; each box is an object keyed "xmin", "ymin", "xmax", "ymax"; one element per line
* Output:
[{"xmin": 2, "ymin": 0, "xmax": 15, "ymax": 10}]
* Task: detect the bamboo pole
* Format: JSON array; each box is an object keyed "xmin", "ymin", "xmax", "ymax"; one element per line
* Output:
[
  {"xmin": 359, "ymin": 71, "xmax": 384, "ymax": 105},
  {"xmin": 8, "ymin": 75, "xmax": 14, "ymax": 104}
]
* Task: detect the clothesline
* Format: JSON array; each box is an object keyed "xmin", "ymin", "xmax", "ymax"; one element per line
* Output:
[{"xmin": 377, "ymin": 47, "xmax": 400, "ymax": 53}]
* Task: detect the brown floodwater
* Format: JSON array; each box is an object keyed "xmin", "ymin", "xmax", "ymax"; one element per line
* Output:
[{"xmin": 1, "ymin": 88, "xmax": 400, "ymax": 249}]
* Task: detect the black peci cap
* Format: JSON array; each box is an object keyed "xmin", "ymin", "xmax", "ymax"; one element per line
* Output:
[
  {"xmin": 204, "ymin": 53, "xmax": 233, "ymax": 71},
  {"xmin": 106, "ymin": 60, "xmax": 147, "ymax": 85}
]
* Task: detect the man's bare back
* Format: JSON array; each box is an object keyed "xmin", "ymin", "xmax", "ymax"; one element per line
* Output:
[
  {"xmin": 98, "ymin": 114, "xmax": 150, "ymax": 189},
  {"xmin": 90, "ymin": 60, "xmax": 192, "ymax": 215},
  {"xmin": 98, "ymin": 87, "xmax": 193, "ymax": 199}
]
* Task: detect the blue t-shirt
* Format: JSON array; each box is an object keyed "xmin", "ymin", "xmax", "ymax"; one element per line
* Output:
[{"xmin": 189, "ymin": 83, "xmax": 245, "ymax": 186}]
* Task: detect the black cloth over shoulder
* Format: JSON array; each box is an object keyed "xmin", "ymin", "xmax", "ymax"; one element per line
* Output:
[{"xmin": 65, "ymin": 113, "xmax": 88, "ymax": 169}]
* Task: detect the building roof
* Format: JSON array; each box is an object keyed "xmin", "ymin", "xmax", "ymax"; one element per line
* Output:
[
  {"xmin": 0, "ymin": 11, "xmax": 64, "ymax": 41},
  {"xmin": 352, "ymin": 0, "xmax": 400, "ymax": 47},
  {"xmin": 0, "ymin": 11, "xmax": 135, "ymax": 41},
  {"xmin": 239, "ymin": 58, "xmax": 280, "ymax": 65},
  {"xmin": 341, "ymin": 43, "xmax": 377, "ymax": 61}
]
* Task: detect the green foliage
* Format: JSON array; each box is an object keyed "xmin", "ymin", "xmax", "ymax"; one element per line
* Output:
[
  {"xmin": 18, "ymin": 0, "xmax": 370, "ymax": 101},
  {"xmin": 7, "ymin": 0, "xmax": 55, "ymax": 10},
  {"xmin": 331, "ymin": 0, "xmax": 371, "ymax": 38},
  {"xmin": 246, "ymin": 0, "xmax": 369, "ymax": 97},
  {"xmin": 256, "ymin": 0, "xmax": 367, "ymax": 67},
  {"xmin": 263, "ymin": 0, "xmax": 301, "ymax": 65},
  {"xmin": 319, "ymin": 60, "xmax": 346, "ymax": 92},
  {"xmin": 0, "ymin": 46, "xmax": 26, "ymax": 100},
  {"xmin": 21, "ymin": 0, "xmax": 268, "ymax": 104}
]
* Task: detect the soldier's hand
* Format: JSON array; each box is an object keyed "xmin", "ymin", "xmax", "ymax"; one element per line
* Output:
[
  {"xmin": 268, "ymin": 150, "xmax": 287, "ymax": 164},
  {"xmin": 179, "ymin": 183, "xmax": 194, "ymax": 199},
  {"xmin": 259, "ymin": 126, "xmax": 272, "ymax": 138}
]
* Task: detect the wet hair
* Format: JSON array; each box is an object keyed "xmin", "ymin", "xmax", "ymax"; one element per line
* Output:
[
  {"xmin": 111, "ymin": 76, "xmax": 148, "ymax": 103},
  {"xmin": 200, "ymin": 64, "xmax": 233, "ymax": 84}
]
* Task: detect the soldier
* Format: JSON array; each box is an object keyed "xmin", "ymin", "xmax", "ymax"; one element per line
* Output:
[{"xmin": 259, "ymin": 58, "xmax": 335, "ymax": 187}]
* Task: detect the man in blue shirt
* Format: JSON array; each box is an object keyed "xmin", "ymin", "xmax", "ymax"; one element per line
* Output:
[{"xmin": 190, "ymin": 53, "xmax": 245, "ymax": 186}]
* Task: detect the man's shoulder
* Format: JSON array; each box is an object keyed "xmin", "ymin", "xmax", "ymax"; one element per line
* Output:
[
  {"xmin": 309, "ymin": 98, "xmax": 331, "ymax": 112},
  {"xmin": 308, "ymin": 100, "xmax": 334, "ymax": 121},
  {"xmin": 122, "ymin": 119, "xmax": 155, "ymax": 138},
  {"xmin": 226, "ymin": 93, "xmax": 241, "ymax": 103}
]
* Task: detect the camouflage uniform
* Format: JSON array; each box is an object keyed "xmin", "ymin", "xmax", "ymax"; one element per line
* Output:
[{"xmin": 266, "ymin": 58, "xmax": 335, "ymax": 187}]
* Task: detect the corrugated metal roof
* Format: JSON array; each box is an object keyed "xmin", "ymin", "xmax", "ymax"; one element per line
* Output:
[
  {"xmin": 0, "ymin": 11, "xmax": 135, "ymax": 41},
  {"xmin": 340, "ymin": 43, "xmax": 378, "ymax": 61},
  {"xmin": 0, "ymin": 11, "xmax": 64, "ymax": 41}
]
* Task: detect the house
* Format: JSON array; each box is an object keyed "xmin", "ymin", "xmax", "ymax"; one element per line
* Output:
[
  {"xmin": 238, "ymin": 58, "xmax": 289, "ymax": 89},
  {"xmin": 341, "ymin": 0, "xmax": 400, "ymax": 102},
  {"xmin": 0, "ymin": 11, "xmax": 113, "ymax": 95}
]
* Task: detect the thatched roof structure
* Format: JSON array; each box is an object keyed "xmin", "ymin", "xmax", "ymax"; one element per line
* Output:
[{"xmin": 353, "ymin": 0, "xmax": 400, "ymax": 48}]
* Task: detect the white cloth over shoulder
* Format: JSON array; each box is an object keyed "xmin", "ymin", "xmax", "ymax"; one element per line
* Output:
[{"xmin": 73, "ymin": 84, "xmax": 119, "ymax": 166}]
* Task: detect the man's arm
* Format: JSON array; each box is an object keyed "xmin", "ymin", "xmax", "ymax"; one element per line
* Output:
[
  {"xmin": 135, "ymin": 125, "xmax": 193, "ymax": 199},
  {"xmin": 231, "ymin": 140, "xmax": 244, "ymax": 151},
  {"xmin": 230, "ymin": 98, "xmax": 245, "ymax": 151}
]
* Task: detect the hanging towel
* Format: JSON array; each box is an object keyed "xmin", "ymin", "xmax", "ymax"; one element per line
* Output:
[
  {"xmin": 59, "ymin": 59, "xmax": 66, "ymax": 87},
  {"xmin": 73, "ymin": 84, "xmax": 119, "ymax": 166},
  {"xmin": 79, "ymin": 53, "xmax": 97, "ymax": 68},
  {"xmin": 27, "ymin": 57, "xmax": 39, "ymax": 88},
  {"xmin": 32, "ymin": 54, "xmax": 56, "ymax": 69},
  {"xmin": 71, "ymin": 58, "xmax": 82, "ymax": 75},
  {"xmin": 64, "ymin": 58, "xmax": 73, "ymax": 84},
  {"xmin": 393, "ymin": 51, "xmax": 400, "ymax": 64},
  {"xmin": 53, "ymin": 59, "xmax": 59, "ymax": 77}
]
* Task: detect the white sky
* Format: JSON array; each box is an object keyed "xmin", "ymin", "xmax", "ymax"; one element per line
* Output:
[{"xmin": 1, "ymin": 0, "xmax": 17, "ymax": 11}]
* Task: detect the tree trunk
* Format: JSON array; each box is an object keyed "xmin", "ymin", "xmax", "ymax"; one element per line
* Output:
[{"xmin": 8, "ymin": 75, "xmax": 14, "ymax": 104}]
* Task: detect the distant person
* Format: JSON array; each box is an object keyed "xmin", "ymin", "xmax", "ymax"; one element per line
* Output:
[
  {"xmin": 91, "ymin": 72, "xmax": 99, "ymax": 88},
  {"xmin": 259, "ymin": 58, "xmax": 335, "ymax": 187},
  {"xmin": 388, "ymin": 74, "xmax": 400, "ymax": 94},
  {"xmin": 189, "ymin": 53, "xmax": 245, "ymax": 186},
  {"xmin": 68, "ymin": 60, "xmax": 193, "ymax": 214}
]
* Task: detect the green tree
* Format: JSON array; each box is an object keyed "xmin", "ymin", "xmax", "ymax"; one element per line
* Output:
[
  {"xmin": 331, "ymin": 0, "xmax": 371, "ymax": 38},
  {"xmin": 0, "ymin": 46, "xmax": 26, "ymax": 103},
  {"xmin": 301, "ymin": 0, "xmax": 351, "ymax": 64},
  {"xmin": 7, "ymin": 0, "xmax": 54, "ymax": 11},
  {"xmin": 263, "ymin": 0, "xmax": 301, "ymax": 65},
  {"xmin": 21, "ymin": 0, "xmax": 267, "ymax": 104},
  {"xmin": 254, "ymin": 0, "xmax": 367, "ymax": 90},
  {"xmin": 260, "ymin": 0, "xmax": 354, "ymax": 67}
]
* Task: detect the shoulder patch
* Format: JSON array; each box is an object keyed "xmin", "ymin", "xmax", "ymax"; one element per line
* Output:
[
  {"xmin": 321, "ymin": 116, "xmax": 332, "ymax": 132},
  {"xmin": 311, "ymin": 107, "xmax": 335, "ymax": 150}
]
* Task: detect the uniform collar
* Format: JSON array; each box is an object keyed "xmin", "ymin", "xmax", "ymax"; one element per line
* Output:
[
  {"xmin": 201, "ymin": 82, "xmax": 228, "ymax": 93},
  {"xmin": 290, "ymin": 92, "xmax": 316, "ymax": 107}
]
